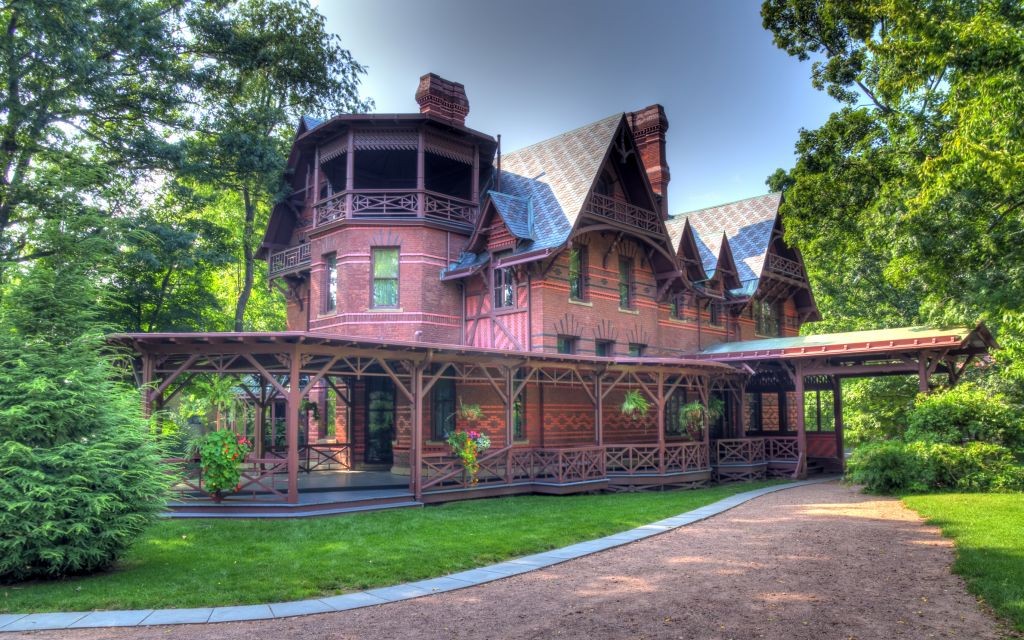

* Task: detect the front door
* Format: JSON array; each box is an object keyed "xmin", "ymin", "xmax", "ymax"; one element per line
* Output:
[{"xmin": 365, "ymin": 378, "xmax": 395, "ymax": 465}]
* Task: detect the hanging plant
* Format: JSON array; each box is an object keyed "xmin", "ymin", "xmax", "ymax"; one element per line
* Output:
[
  {"xmin": 620, "ymin": 389, "xmax": 651, "ymax": 420},
  {"xmin": 299, "ymin": 398, "xmax": 320, "ymax": 421},
  {"xmin": 458, "ymin": 398, "xmax": 484, "ymax": 423},
  {"xmin": 679, "ymin": 398, "xmax": 727, "ymax": 440}
]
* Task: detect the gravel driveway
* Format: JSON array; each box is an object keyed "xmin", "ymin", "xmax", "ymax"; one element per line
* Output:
[{"xmin": 11, "ymin": 481, "xmax": 1011, "ymax": 639}]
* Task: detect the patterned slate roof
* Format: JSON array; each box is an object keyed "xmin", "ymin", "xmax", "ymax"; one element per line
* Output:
[
  {"xmin": 488, "ymin": 191, "xmax": 534, "ymax": 240},
  {"xmin": 673, "ymin": 192, "xmax": 781, "ymax": 284},
  {"xmin": 301, "ymin": 115, "xmax": 325, "ymax": 131}
]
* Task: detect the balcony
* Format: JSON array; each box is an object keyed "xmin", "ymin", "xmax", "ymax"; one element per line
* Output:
[
  {"xmin": 314, "ymin": 189, "xmax": 477, "ymax": 229},
  {"xmin": 583, "ymin": 192, "xmax": 662, "ymax": 234},
  {"xmin": 764, "ymin": 253, "xmax": 805, "ymax": 281},
  {"xmin": 268, "ymin": 243, "xmax": 311, "ymax": 279}
]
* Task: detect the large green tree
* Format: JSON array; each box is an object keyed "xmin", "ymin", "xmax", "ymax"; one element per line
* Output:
[
  {"xmin": 763, "ymin": 1, "xmax": 1024, "ymax": 426},
  {"xmin": 181, "ymin": 0, "xmax": 371, "ymax": 331}
]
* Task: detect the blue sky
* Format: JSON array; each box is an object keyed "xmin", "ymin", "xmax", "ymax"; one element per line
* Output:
[{"xmin": 318, "ymin": 0, "xmax": 839, "ymax": 213}]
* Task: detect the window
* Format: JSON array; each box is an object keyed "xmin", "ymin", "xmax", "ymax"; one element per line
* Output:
[
  {"xmin": 805, "ymin": 389, "xmax": 836, "ymax": 432},
  {"xmin": 556, "ymin": 335, "xmax": 577, "ymax": 354},
  {"xmin": 371, "ymin": 247, "xmax": 399, "ymax": 308},
  {"xmin": 665, "ymin": 388, "xmax": 689, "ymax": 437},
  {"xmin": 493, "ymin": 264, "xmax": 516, "ymax": 309},
  {"xmin": 628, "ymin": 343, "xmax": 646, "ymax": 357},
  {"xmin": 671, "ymin": 293, "xmax": 684, "ymax": 320},
  {"xmin": 753, "ymin": 299, "xmax": 781, "ymax": 337},
  {"xmin": 513, "ymin": 369, "xmax": 526, "ymax": 440},
  {"xmin": 568, "ymin": 246, "xmax": 588, "ymax": 301},
  {"xmin": 747, "ymin": 392, "xmax": 763, "ymax": 434},
  {"xmin": 708, "ymin": 301, "xmax": 724, "ymax": 327},
  {"xmin": 595, "ymin": 339, "xmax": 614, "ymax": 357},
  {"xmin": 618, "ymin": 256, "xmax": 634, "ymax": 309},
  {"xmin": 430, "ymin": 377, "xmax": 456, "ymax": 441},
  {"xmin": 323, "ymin": 253, "xmax": 338, "ymax": 313}
]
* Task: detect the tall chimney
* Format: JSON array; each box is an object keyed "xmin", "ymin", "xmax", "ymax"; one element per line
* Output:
[
  {"xmin": 415, "ymin": 73, "xmax": 470, "ymax": 126},
  {"xmin": 628, "ymin": 104, "xmax": 670, "ymax": 218}
]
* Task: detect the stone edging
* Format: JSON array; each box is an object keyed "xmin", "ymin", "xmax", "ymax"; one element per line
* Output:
[{"xmin": 0, "ymin": 477, "xmax": 836, "ymax": 633}]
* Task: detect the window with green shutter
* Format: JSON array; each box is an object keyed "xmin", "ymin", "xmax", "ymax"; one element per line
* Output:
[{"xmin": 372, "ymin": 247, "xmax": 399, "ymax": 308}]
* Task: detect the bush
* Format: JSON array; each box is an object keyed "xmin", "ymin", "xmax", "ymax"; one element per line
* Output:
[
  {"xmin": 0, "ymin": 261, "xmax": 168, "ymax": 581},
  {"xmin": 906, "ymin": 383, "xmax": 1024, "ymax": 452},
  {"xmin": 847, "ymin": 440, "xmax": 1024, "ymax": 495}
]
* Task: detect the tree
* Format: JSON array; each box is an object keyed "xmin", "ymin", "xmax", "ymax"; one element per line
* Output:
[
  {"xmin": 0, "ymin": 249, "xmax": 168, "ymax": 580},
  {"xmin": 762, "ymin": 0, "xmax": 1024, "ymax": 431},
  {"xmin": 180, "ymin": 0, "xmax": 371, "ymax": 330},
  {"xmin": 0, "ymin": 0, "xmax": 187, "ymax": 275}
]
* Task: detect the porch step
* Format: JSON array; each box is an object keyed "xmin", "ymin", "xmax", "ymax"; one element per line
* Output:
[{"xmin": 165, "ymin": 498, "xmax": 423, "ymax": 519}]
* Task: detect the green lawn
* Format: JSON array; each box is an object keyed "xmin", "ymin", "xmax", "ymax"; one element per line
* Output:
[
  {"xmin": 0, "ymin": 481, "xmax": 778, "ymax": 613},
  {"xmin": 903, "ymin": 492, "xmax": 1024, "ymax": 631}
]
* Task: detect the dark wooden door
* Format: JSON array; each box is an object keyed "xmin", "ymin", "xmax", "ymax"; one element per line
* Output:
[{"xmin": 365, "ymin": 378, "xmax": 395, "ymax": 464}]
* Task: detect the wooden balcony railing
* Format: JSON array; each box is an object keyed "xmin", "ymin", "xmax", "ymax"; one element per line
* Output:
[
  {"xmin": 715, "ymin": 438, "xmax": 766, "ymax": 465},
  {"xmin": 268, "ymin": 243, "xmax": 311, "ymax": 278},
  {"xmin": 421, "ymin": 446, "xmax": 607, "ymax": 493},
  {"xmin": 584, "ymin": 193, "xmax": 662, "ymax": 234},
  {"xmin": 765, "ymin": 437, "xmax": 799, "ymax": 462},
  {"xmin": 314, "ymin": 189, "xmax": 477, "ymax": 228},
  {"xmin": 764, "ymin": 253, "xmax": 805, "ymax": 281}
]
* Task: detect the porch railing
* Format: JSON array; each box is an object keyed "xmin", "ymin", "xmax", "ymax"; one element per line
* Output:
[
  {"xmin": 314, "ymin": 189, "xmax": 477, "ymax": 228},
  {"xmin": 715, "ymin": 438, "xmax": 766, "ymax": 465},
  {"xmin": 164, "ymin": 456, "xmax": 291, "ymax": 501},
  {"xmin": 268, "ymin": 243, "xmax": 311, "ymax": 278},
  {"xmin": 765, "ymin": 437, "xmax": 799, "ymax": 462},
  {"xmin": 421, "ymin": 446, "xmax": 606, "ymax": 493},
  {"xmin": 265, "ymin": 443, "xmax": 353, "ymax": 472},
  {"xmin": 604, "ymin": 442, "xmax": 710, "ymax": 475}
]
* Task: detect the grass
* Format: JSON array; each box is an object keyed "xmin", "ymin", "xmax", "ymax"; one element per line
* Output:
[
  {"xmin": 903, "ymin": 492, "xmax": 1024, "ymax": 631},
  {"xmin": 0, "ymin": 481, "xmax": 778, "ymax": 613}
]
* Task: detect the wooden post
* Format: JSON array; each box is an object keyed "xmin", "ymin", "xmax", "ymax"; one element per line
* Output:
[
  {"xmin": 794, "ymin": 362, "xmax": 807, "ymax": 479},
  {"xmin": 254, "ymin": 379, "xmax": 265, "ymax": 459},
  {"xmin": 918, "ymin": 353, "xmax": 930, "ymax": 394},
  {"xmin": 286, "ymin": 348, "xmax": 301, "ymax": 504},
  {"xmin": 594, "ymin": 372, "xmax": 603, "ymax": 447},
  {"xmin": 411, "ymin": 364, "xmax": 424, "ymax": 501},
  {"xmin": 504, "ymin": 367, "xmax": 514, "ymax": 447},
  {"xmin": 141, "ymin": 354, "xmax": 155, "ymax": 419},
  {"xmin": 345, "ymin": 130, "xmax": 355, "ymax": 215},
  {"xmin": 471, "ymin": 144, "xmax": 480, "ymax": 203},
  {"xmin": 656, "ymin": 372, "xmax": 666, "ymax": 475},
  {"xmin": 833, "ymin": 375, "xmax": 844, "ymax": 472}
]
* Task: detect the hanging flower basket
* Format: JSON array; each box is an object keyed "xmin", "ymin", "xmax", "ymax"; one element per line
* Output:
[{"xmin": 620, "ymin": 389, "xmax": 651, "ymax": 420}]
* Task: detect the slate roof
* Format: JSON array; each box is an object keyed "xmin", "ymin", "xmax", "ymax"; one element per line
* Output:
[
  {"xmin": 677, "ymin": 193, "xmax": 781, "ymax": 284},
  {"xmin": 445, "ymin": 113, "xmax": 623, "ymax": 274},
  {"xmin": 488, "ymin": 191, "xmax": 534, "ymax": 240},
  {"xmin": 301, "ymin": 115, "xmax": 325, "ymax": 131}
]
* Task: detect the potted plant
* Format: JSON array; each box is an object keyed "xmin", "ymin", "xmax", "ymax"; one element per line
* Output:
[
  {"xmin": 196, "ymin": 430, "xmax": 253, "ymax": 502},
  {"xmin": 620, "ymin": 389, "xmax": 651, "ymax": 420},
  {"xmin": 445, "ymin": 429, "xmax": 491, "ymax": 485},
  {"xmin": 457, "ymin": 399, "xmax": 484, "ymax": 423},
  {"xmin": 679, "ymin": 398, "xmax": 725, "ymax": 440}
]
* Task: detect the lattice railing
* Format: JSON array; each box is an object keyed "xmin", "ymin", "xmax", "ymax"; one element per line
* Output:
[
  {"xmin": 304, "ymin": 444, "xmax": 352, "ymax": 472},
  {"xmin": 664, "ymin": 442, "xmax": 710, "ymax": 473},
  {"xmin": 421, "ymin": 446, "xmax": 513, "ymax": 491},
  {"xmin": 765, "ymin": 253, "xmax": 805, "ymax": 281},
  {"xmin": 585, "ymin": 193, "xmax": 662, "ymax": 234},
  {"xmin": 268, "ymin": 243, "xmax": 311, "ymax": 278},
  {"xmin": 715, "ymin": 438, "xmax": 766, "ymax": 465},
  {"xmin": 163, "ymin": 456, "xmax": 289, "ymax": 501},
  {"xmin": 765, "ymin": 437, "xmax": 799, "ymax": 461},
  {"xmin": 422, "ymin": 446, "xmax": 606, "ymax": 492},
  {"xmin": 605, "ymin": 445, "xmax": 660, "ymax": 475},
  {"xmin": 314, "ymin": 189, "xmax": 478, "ymax": 227}
]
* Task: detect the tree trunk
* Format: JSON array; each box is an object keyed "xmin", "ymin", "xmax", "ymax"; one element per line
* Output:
[{"xmin": 234, "ymin": 185, "xmax": 256, "ymax": 332}]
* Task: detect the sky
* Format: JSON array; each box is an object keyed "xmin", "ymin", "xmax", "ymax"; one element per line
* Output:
[{"xmin": 318, "ymin": 0, "xmax": 839, "ymax": 214}]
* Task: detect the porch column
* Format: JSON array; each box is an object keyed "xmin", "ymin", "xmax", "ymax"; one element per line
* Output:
[
  {"xmin": 833, "ymin": 375, "xmax": 844, "ymax": 472},
  {"xmin": 411, "ymin": 364, "xmax": 425, "ymax": 501},
  {"xmin": 918, "ymin": 353, "xmax": 930, "ymax": 394},
  {"xmin": 656, "ymin": 372, "xmax": 666, "ymax": 475},
  {"xmin": 286, "ymin": 347, "xmax": 301, "ymax": 503},
  {"xmin": 700, "ymin": 376, "xmax": 711, "ymax": 468},
  {"xmin": 140, "ymin": 353, "xmax": 155, "ymax": 419},
  {"xmin": 594, "ymin": 372, "xmax": 603, "ymax": 446},
  {"xmin": 254, "ymin": 379, "xmax": 266, "ymax": 459},
  {"xmin": 793, "ymin": 362, "xmax": 807, "ymax": 479},
  {"xmin": 345, "ymin": 131, "xmax": 354, "ymax": 214},
  {"xmin": 504, "ymin": 367, "xmax": 514, "ymax": 447}
]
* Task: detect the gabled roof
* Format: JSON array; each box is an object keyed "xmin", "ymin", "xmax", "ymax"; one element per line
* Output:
[
  {"xmin": 664, "ymin": 215, "xmax": 707, "ymax": 282},
  {"xmin": 488, "ymin": 191, "xmax": 534, "ymax": 241},
  {"xmin": 300, "ymin": 115, "xmax": 325, "ymax": 132},
  {"xmin": 676, "ymin": 192, "xmax": 781, "ymax": 284}
]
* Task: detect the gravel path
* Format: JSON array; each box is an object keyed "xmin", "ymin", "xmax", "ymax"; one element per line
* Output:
[{"xmin": 12, "ymin": 481, "xmax": 1011, "ymax": 639}]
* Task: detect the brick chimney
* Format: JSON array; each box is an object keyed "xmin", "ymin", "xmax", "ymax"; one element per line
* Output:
[
  {"xmin": 415, "ymin": 73, "xmax": 470, "ymax": 126},
  {"xmin": 628, "ymin": 104, "xmax": 670, "ymax": 218}
]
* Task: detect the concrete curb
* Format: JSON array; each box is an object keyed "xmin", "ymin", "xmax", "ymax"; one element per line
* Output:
[{"xmin": 0, "ymin": 477, "xmax": 836, "ymax": 632}]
